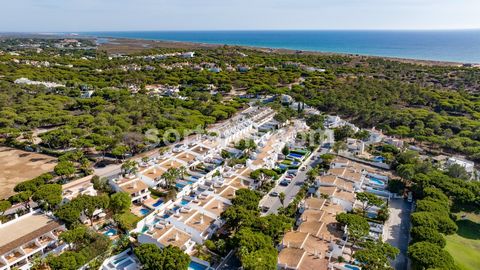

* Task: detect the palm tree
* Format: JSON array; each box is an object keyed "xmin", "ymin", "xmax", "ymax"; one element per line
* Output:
[
  {"xmin": 162, "ymin": 168, "xmax": 179, "ymax": 189},
  {"xmin": 177, "ymin": 166, "xmax": 187, "ymax": 180}
]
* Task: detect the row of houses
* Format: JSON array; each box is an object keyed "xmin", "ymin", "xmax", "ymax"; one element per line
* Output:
[{"xmin": 277, "ymin": 157, "xmax": 391, "ymax": 270}]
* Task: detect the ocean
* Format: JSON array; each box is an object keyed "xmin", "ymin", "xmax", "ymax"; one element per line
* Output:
[{"xmin": 84, "ymin": 30, "xmax": 480, "ymax": 63}]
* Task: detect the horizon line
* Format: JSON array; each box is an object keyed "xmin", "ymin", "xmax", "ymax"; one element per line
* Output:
[{"xmin": 1, "ymin": 28, "xmax": 480, "ymax": 34}]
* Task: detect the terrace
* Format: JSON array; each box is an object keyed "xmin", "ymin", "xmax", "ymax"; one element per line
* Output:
[
  {"xmin": 120, "ymin": 180, "xmax": 150, "ymax": 199},
  {"xmin": 228, "ymin": 178, "xmax": 251, "ymax": 189},
  {"xmin": 278, "ymin": 248, "xmax": 305, "ymax": 269},
  {"xmin": 22, "ymin": 242, "xmax": 39, "ymax": 255},
  {"xmin": 318, "ymin": 186, "xmax": 336, "ymax": 198},
  {"xmin": 142, "ymin": 167, "xmax": 166, "ymax": 180},
  {"xmin": 148, "ymin": 223, "xmax": 172, "ymax": 239},
  {"xmin": 176, "ymin": 152, "xmax": 196, "ymax": 163},
  {"xmin": 158, "ymin": 227, "xmax": 193, "ymax": 250},
  {"xmin": 173, "ymin": 207, "xmax": 197, "ymax": 221},
  {"xmin": 186, "ymin": 213, "xmax": 215, "ymax": 235},
  {"xmin": 159, "ymin": 159, "xmax": 183, "ymax": 170},
  {"xmin": 333, "ymin": 189, "xmax": 356, "ymax": 204},
  {"xmin": 191, "ymin": 145, "xmax": 210, "ymax": 155},
  {"xmin": 298, "ymin": 221, "xmax": 324, "ymax": 237},
  {"xmin": 300, "ymin": 209, "xmax": 325, "ymax": 223},
  {"xmin": 317, "ymin": 175, "xmax": 337, "ymax": 185},
  {"xmin": 204, "ymin": 199, "xmax": 230, "ymax": 217},
  {"xmin": 5, "ymin": 250, "xmax": 23, "ymax": 263},
  {"xmin": 218, "ymin": 186, "xmax": 236, "ymax": 200},
  {"xmin": 196, "ymin": 195, "xmax": 214, "ymax": 207},
  {"xmin": 283, "ymin": 231, "xmax": 309, "ymax": 249}
]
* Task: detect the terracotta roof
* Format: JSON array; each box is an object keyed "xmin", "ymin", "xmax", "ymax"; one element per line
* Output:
[
  {"xmin": 304, "ymin": 198, "xmax": 325, "ymax": 210},
  {"xmin": 0, "ymin": 213, "xmax": 63, "ymax": 255},
  {"xmin": 278, "ymin": 247, "xmax": 305, "ymax": 268},
  {"xmin": 120, "ymin": 180, "xmax": 149, "ymax": 194}
]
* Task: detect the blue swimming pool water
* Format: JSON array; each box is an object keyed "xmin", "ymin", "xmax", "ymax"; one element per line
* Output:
[
  {"xmin": 176, "ymin": 183, "xmax": 186, "ymax": 189},
  {"xmin": 369, "ymin": 177, "xmax": 385, "ymax": 186},
  {"xmin": 104, "ymin": 228, "xmax": 117, "ymax": 236},
  {"xmin": 153, "ymin": 199, "xmax": 164, "ymax": 207},
  {"xmin": 288, "ymin": 153, "xmax": 304, "ymax": 159},
  {"xmin": 372, "ymin": 156, "xmax": 385, "ymax": 163},
  {"xmin": 117, "ymin": 259, "xmax": 134, "ymax": 269},
  {"xmin": 139, "ymin": 208, "xmax": 150, "ymax": 216},
  {"xmin": 188, "ymin": 261, "xmax": 208, "ymax": 270},
  {"xmin": 344, "ymin": 264, "xmax": 361, "ymax": 270}
]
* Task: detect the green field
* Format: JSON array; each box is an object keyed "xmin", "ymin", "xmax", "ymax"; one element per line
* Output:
[{"xmin": 445, "ymin": 213, "xmax": 480, "ymax": 270}]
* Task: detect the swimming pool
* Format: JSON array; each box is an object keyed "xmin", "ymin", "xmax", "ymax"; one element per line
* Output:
[
  {"xmin": 288, "ymin": 153, "xmax": 304, "ymax": 159},
  {"xmin": 188, "ymin": 261, "xmax": 208, "ymax": 270},
  {"xmin": 372, "ymin": 156, "xmax": 385, "ymax": 163},
  {"xmin": 104, "ymin": 228, "xmax": 117, "ymax": 237},
  {"xmin": 369, "ymin": 177, "xmax": 385, "ymax": 186},
  {"xmin": 117, "ymin": 258, "xmax": 134, "ymax": 269},
  {"xmin": 176, "ymin": 183, "xmax": 186, "ymax": 189},
  {"xmin": 139, "ymin": 208, "xmax": 150, "ymax": 216},
  {"xmin": 153, "ymin": 199, "xmax": 164, "ymax": 207},
  {"xmin": 344, "ymin": 264, "xmax": 361, "ymax": 270}
]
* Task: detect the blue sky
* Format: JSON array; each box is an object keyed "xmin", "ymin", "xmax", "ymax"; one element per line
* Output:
[{"xmin": 2, "ymin": 0, "xmax": 480, "ymax": 32}]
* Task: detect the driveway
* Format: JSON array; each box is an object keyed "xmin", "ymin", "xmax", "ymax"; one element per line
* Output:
[{"xmin": 384, "ymin": 198, "xmax": 412, "ymax": 270}]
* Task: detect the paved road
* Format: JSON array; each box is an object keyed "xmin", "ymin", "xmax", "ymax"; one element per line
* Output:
[
  {"xmin": 384, "ymin": 198, "xmax": 413, "ymax": 270},
  {"xmin": 259, "ymin": 147, "xmax": 330, "ymax": 215}
]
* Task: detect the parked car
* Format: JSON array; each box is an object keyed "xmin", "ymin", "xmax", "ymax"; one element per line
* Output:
[
  {"xmin": 270, "ymin": 191, "xmax": 279, "ymax": 197},
  {"xmin": 280, "ymin": 180, "xmax": 290, "ymax": 186}
]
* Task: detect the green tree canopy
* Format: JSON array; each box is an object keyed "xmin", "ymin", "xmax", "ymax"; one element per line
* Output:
[{"xmin": 134, "ymin": 243, "xmax": 190, "ymax": 270}]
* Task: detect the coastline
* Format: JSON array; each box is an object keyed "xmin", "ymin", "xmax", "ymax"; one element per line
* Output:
[
  {"xmin": 93, "ymin": 36, "xmax": 467, "ymax": 67},
  {"xmin": 1, "ymin": 32, "xmax": 476, "ymax": 66}
]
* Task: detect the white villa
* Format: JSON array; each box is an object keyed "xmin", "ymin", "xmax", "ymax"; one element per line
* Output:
[{"xmin": 0, "ymin": 211, "xmax": 66, "ymax": 270}]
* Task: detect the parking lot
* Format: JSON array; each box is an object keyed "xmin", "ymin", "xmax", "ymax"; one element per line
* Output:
[
  {"xmin": 384, "ymin": 198, "xmax": 413, "ymax": 270},
  {"xmin": 259, "ymin": 147, "xmax": 329, "ymax": 215}
]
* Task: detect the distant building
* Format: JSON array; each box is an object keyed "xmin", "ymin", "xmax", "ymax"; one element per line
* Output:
[
  {"xmin": 208, "ymin": 67, "xmax": 222, "ymax": 73},
  {"xmin": 346, "ymin": 138, "xmax": 365, "ymax": 155},
  {"xmin": 367, "ymin": 128, "xmax": 384, "ymax": 144},
  {"xmin": 80, "ymin": 90, "xmax": 95, "ymax": 98},
  {"xmin": 14, "ymin": 78, "xmax": 65, "ymax": 89},
  {"xmin": 446, "ymin": 157, "xmax": 475, "ymax": 173},
  {"xmin": 181, "ymin": 52, "xmax": 195, "ymax": 58},
  {"xmin": 324, "ymin": 115, "xmax": 341, "ymax": 128},
  {"xmin": 281, "ymin": 94, "xmax": 294, "ymax": 105},
  {"xmin": 237, "ymin": 65, "xmax": 250, "ymax": 72},
  {"xmin": 383, "ymin": 137, "xmax": 404, "ymax": 148}
]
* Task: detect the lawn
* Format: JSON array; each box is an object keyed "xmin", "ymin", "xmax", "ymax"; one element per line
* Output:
[{"xmin": 445, "ymin": 212, "xmax": 480, "ymax": 270}]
